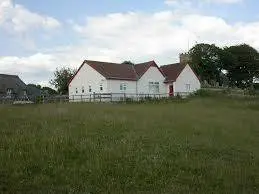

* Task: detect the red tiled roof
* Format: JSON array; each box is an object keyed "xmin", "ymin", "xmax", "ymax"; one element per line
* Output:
[
  {"xmin": 160, "ymin": 63, "xmax": 186, "ymax": 83},
  {"xmin": 134, "ymin": 61, "xmax": 156, "ymax": 78},
  {"xmin": 86, "ymin": 60, "xmax": 138, "ymax": 81},
  {"xmin": 135, "ymin": 61, "xmax": 166, "ymax": 79},
  {"xmin": 70, "ymin": 60, "xmax": 181, "ymax": 85}
]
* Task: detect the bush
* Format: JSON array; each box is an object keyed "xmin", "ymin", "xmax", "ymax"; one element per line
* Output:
[
  {"xmin": 222, "ymin": 88, "xmax": 231, "ymax": 95},
  {"xmin": 176, "ymin": 93, "xmax": 182, "ymax": 99},
  {"xmin": 194, "ymin": 89, "xmax": 214, "ymax": 97},
  {"xmin": 35, "ymin": 96, "xmax": 43, "ymax": 103},
  {"xmin": 125, "ymin": 97, "xmax": 134, "ymax": 103},
  {"xmin": 244, "ymin": 86, "xmax": 256, "ymax": 96}
]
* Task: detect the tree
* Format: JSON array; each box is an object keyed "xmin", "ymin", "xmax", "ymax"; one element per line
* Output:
[
  {"xmin": 224, "ymin": 44, "xmax": 259, "ymax": 88},
  {"xmin": 189, "ymin": 43, "xmax": 225, "ymax": 85},
  {"xmin": 42, "ymin": 87, "xmax": 57, "ymax": 95},
  {"xmin": 27, "ymin": 84, "xmax": 42, "ymax": 89},
  {"xmin": 50, "ymin": 67, "xmax": 76, "ymax": 94},
  {"xmin": 122, "ymin": 61, "xmax": 135, "ymax": 65}
]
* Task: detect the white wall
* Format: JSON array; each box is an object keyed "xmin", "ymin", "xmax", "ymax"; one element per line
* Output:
[
  {"xmin": 107, "ymin": 80, "xmax": 137, "ymax": 94},
  {"xmin": 137, "ymin": 66, "xmax": 166, "ymax": 94},
  {"xmin": 69, "ymin": 62, "xmax": 107, "ymax": 100},
  {"xmin": 69, "ymin": 63, "xmax": 200, "ymax": 101},
  {"xmin": 174, "ymin": 65, "xmax": 201, "ymax": 94}
]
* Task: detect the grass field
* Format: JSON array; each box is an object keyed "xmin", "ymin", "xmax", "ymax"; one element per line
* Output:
[{"xmin": 1, "ymin": 96, "xmax": 259, "ymax": 193}]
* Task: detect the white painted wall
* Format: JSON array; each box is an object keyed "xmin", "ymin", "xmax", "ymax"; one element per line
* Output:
[
  {"xmin": 69, "ymin": 62, "xmax": 107, "ymax": 101},
  {"xmin": 107, "ymin": 80, "xmax": 137, "ymax": 94},
  {"xmin": 69, "ymin": 62, "xmax": 200, "ymax": 101},
  {"xmin": 174, "ymin": 65, "xmax": 201, "ymax": 94},
  {"xmin": 137, "ymin": 66, "xmax": 166, "ymax": 94}
]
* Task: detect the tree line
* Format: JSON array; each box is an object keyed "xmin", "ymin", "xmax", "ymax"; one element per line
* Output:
[
  {"xmin": 50, "ymin": 43, "xmax": 259, "ymax": 94},
  {"xmin": 189, "ymin": 43, "xmax": 259, "ymax": 89}
]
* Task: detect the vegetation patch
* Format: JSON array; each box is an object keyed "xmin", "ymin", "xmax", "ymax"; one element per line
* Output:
[{"xmin": 1, "ymin": 97, "xmax": 259, "ymax": 193}]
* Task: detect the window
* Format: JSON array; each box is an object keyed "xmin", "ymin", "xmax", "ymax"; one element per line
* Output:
[
  {"xmin": 6, "ymin": 88, "xmax": 12, "ymax": 96},
  {"xmin": 75, "ymin": 88, "xmax": 78, "ymax": 94},
  {"xmin": 23, "ymin": 90, "xmax": 27, "ymax": 96},
  {"xmin": 100, "ymin": 84, "xmax": 103, "ymax": 91},
  {"xmin": 89, "ymin": 86, "xmax": 92, "ymax": 92},
  {"xmin": 149, "ymin": 82, "xmax": 159, "ymax": 94},
  {"xmin": 120, "ymin": 83, "xmax": 127, "ymax": 91},
  {"xmin": 186, "ymin": 84, "xmax": 191, "ymax": 91},
  {"xmin": 82, "ymin": 86, "xmax": 85, "ymax": 93}
]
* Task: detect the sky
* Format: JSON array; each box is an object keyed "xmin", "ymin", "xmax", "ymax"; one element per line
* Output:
[{"xmin": 0, "ymin": 0, "xmax": 259, "ymax": 86}]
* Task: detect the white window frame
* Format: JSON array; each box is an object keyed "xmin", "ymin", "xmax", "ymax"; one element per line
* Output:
[
  {"xmin": 82, "ymin": 86, "xmax": 85, "ymax": 93},
  {"xmin": 75, "ymin": 88, "xmax": 78, "ymax": 94},
  {"xmin": 149, "ymin": 82, "xmax": 159, "ymax": 94},
  {"xmin": 100, "ymin": 84, "xmax": 103, "ymax": 92},
  {"xmin": 120, "ymin": 83, "xmax": 127, "ymax": 92},
  {"xmin": 186, "ymin": 84, "xmax": 191, "ymax": 92},
  {"xmin": 89, "ymin": 85, "xmax": 92, "ymax": 93},
  {"xmin": 6, "ymin": 88, "xmax": 12, "ymax": 96}
]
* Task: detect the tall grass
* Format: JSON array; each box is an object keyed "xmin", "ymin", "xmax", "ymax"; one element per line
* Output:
[{"xmin": 1, "ymin": 97, "xmax": 259, "ymax": 193}]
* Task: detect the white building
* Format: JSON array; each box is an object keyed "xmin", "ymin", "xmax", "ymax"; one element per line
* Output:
[
  {"xmin": 69, "ymin": 59, "xmax": 200, "ymax": 101},
  {"xmin": 160, "ymin": 63, "xmax": 201, "ymax": 96}
]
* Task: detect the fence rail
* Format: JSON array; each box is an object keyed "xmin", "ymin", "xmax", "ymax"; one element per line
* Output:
[{"xmin": 0, "ymin": 92, "xmax": 191, "ymax": 104}]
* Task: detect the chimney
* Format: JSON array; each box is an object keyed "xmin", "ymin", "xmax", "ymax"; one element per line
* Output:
[{"xmin": 179, "ymin": 53, "xmax": 190, "ymax": 64}]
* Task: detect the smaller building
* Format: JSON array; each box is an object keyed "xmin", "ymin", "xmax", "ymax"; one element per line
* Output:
[
  {"xmin": 0, "ymin": 74, "xmax": 27, "ymax": 100},
  {"xmin": 160, "ymin": 63, "xmax": 201, "ymax": 96}
]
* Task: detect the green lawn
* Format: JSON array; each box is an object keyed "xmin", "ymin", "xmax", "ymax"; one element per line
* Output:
[{"xmin": 1, "ymin": 97, "xmax": 259, "ymax": 193}]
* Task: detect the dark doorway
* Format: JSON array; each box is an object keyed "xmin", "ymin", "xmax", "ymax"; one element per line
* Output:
[{"xmin": 169, "ymin": 85, "xmax": 174, "ymax": 96}]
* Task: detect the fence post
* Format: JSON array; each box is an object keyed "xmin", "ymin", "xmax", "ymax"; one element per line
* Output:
[
  {"xmin": 100, "ymin": 93, "xmax": 101, "ymax": 102},
  {"xmin": 93, "ymin": 93, "xmax": 95, "ymax": 102},
  {"xmin": 124, "ymin": 93, "xmax": 126, "ymax": 102},
  {"xmin": 110, "ymin": 93, "xmax": 113, "ymax": 103},
  {"xmin": 90, "ymin": 94, "xmax": 92, "ymax": 102},
  {"xmin": 81, "ymin": 95, "xmax": 82, "ymax": 102}
]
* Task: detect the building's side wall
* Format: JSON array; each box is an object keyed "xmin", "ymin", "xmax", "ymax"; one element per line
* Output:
[
  {"xmin": 69, "ymin": 62, "xmax": 107, "ymax": 101},
  {"xmin": 174, "ymin": 65, "xmax": 201, "ymax": 94},
  {"xmin": 137, "ymin": 67, "xmax": 166, "ymax": 94},
  {"xmin": 107, "ymin": 80, "xmax": 137, "ymax": 94}
]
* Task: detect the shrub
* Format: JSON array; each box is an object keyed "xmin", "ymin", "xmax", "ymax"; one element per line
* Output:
[
  {"xmin": 176, "ymin": 93, "xmax": 182, "ymax": 99},
  {"xmin": 125, "ymin": 97, "xmax": 134, "ymax": 103},
  {"xmin": 222, "ymin": 88, "xmax": 231, "ymax": 95},
  {"xmin": 244, "ymin": 86, "xmax": 256, "ymax": 96},
  {"xmin": 194, "ymin": 89, "xmax": 213, "ymax": 97}
]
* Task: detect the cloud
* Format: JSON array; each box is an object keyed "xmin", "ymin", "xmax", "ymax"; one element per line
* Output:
[
  {"xmin": 0, "ymin": 0, "xmax": 61, "ymax": 33},
  {"xmin": 0, "ymin": 10, "xmax": 259, "ymax": 86},
  {"xmin": 73, "ymin": 11, "xmax": 259, "ymax": 59},
  {"xmin": 206, "ymin": 0, "xmax": 242, "ymax": 3},
  {"xmin": 165, "ymin": 0, "xmax": 243, "ymax": 6}
]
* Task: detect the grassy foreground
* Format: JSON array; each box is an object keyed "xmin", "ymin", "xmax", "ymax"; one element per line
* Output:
[{"xmin": 1, "ymin": 97, "xmax": 259, "ymax": 193}]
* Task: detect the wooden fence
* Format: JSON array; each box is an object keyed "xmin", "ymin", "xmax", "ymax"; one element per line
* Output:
[{"xmin": 0, "ymin": 92, "xmax": 191, "ymax": 104}]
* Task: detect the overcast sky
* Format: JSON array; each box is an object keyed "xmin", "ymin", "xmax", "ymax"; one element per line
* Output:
[{"xmin": 0, "ymin": 0, "xmax": 258, "ymax": 86}]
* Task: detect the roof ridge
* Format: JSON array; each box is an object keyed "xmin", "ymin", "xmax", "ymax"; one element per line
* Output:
[
  {"xmin": 85, "ymin": 59, "xmax": 121, "ymax": 65},
  {"xmin": 0, "ymin": 73, "xmax": 18, "ymax": 77},
  {"xmin": 135, "ymin": 60, "xmax": 154, "ymax": 65},
  {"xmin": 160, "ymin": 63, "xmax": 181, "ymax": 68}
]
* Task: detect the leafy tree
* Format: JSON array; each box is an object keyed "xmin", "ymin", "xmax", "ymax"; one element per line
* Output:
[
  {"xmin": 189, "ymin": 43, "xmax": 225, "ymax": 85},
  {"xmin": 122, "ymin": 61, "xmax": 135, "ymax": 65},
  {"xmin": 27, "ymin": 84, "xmax": 42, "ymax": 89},
  {"xmin": 42, "ymin": 87, "xmax": 57, "ymax": 95},
  {"xmin": 50, "ymin": 67, "xmax": 76, "ymax": 94},
  {"xmin": 224, "ymin": 44, "xmax": 259, "ymax": 88}
]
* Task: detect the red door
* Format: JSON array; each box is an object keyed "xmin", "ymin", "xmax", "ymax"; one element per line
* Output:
[{"xmin": 169, "ymin": 85, "xmax": 174, "ymax": 96}]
